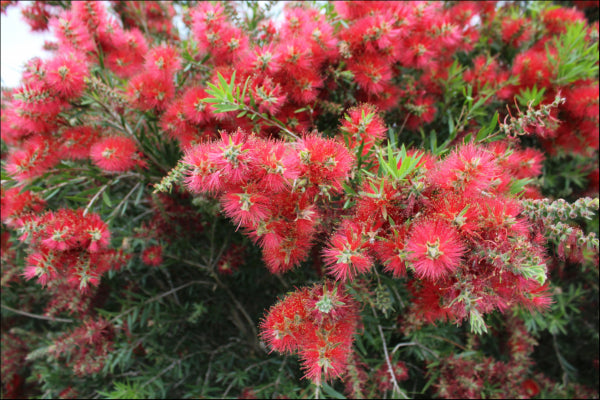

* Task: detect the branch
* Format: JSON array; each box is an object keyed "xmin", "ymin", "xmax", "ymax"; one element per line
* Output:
[
  {"xmin": 1, "ymin": 304, "xmax": 73, "ymax": 323},
  {"xmin": 110, "ymin": 280, "xmax": 211, "ymax": 323},
  {"xmin": 377, "ymin": 324, "xmax": 409, "ymax": 399}
]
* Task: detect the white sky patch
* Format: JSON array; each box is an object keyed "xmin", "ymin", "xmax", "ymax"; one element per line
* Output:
[
  {"xmin": 0, "ymin": 1, "xmax": 290, "ymax": 88},
  {"xmin": 1, "ymin": 1, "xmax": 53, "ymax": 88}
]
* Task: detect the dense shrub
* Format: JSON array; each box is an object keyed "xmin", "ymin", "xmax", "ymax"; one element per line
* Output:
[{"xmin": 1, "ymin": 1, "xmax": 598, "ymax": 398}]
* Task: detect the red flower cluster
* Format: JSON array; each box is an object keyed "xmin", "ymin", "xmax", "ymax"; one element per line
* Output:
[
  {"xmin": 325, "ymin": 139, "xmax": 551, "ymax": 328},
  {"xmin": 260, "ymin": 282, "xmax": 360, "ymax": 384},
  {"xmin": 16, "ymin": 209, "xmax": 125, "ymax": 290},
  {"xmin": 50, "ymin": 317, "xmax": 114, "ymax": 376},
  {"xmin": 183, "ymin": 129, "xmax": 354, "ymax": 273}
]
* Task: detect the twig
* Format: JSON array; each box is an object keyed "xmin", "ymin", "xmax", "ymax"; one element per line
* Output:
[
  {"xmin": 424, "ymin": 334, "xmax": 467, "ymax": 352},
  {"xmin": 164, "ymin": 254, "xmax": 210, "ymax": 270},
  {"xmin": 110, "ymin": 280, "xmax": 210, "ymax": 324},
  {"xmin": 222, "ymin": 359, "xmax": 273, "ymax": 397},
  {"xmin": 377, "ymin": 324, "xmax": 409, "ymax": 399},
  {"xmin": 553, "ymin": 333, "xmax": 569, "ymax": 386},
  {"xmin": 1, "ymin": 304, "xmax": 73, "ymax": 323},
  {"xmin": 107, "ymin": 182, "xmax": 142, "ymax": 220},
  {"xmin": 391, "ymin": 341, "xmax": 439, "ymax": 359},
  {"xmin": 213, "ymin": 272, "xmax": 258, "ymax": 340},
  {"xmin": 83, "ymin": 182, "xmax": 110, "ymax": 216}
]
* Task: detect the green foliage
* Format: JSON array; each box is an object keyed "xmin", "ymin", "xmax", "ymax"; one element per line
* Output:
[{"xmin": 548, "ymin": 22, "xmax": 599, "ymax": 85}]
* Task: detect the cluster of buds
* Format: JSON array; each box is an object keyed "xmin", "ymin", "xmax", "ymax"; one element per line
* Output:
[
  {"xmin": 259, "ymin": 282, "xmax": 360, "ymax": 384},
  {"xmin": 499, "ymin": 94, "xmax": 565, "ymax": 138},
  {"xmin": 521, "ymin": 197, "xmax": 599, "ymax": 222}
]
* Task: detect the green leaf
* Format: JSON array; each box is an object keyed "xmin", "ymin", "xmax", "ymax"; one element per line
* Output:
[
  {"xmin": 321, "ymin": 382, "xmax": 346, "ymax": 399},
  {"xmin": 102, "ymin": 190, "xmax": 112, "ymax": 207}
]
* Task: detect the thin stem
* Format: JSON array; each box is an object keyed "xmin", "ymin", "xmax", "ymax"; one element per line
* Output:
[
  {"xmin": 243, "ymin": 105, "xmax": 300, "ymax": 140},
  {"xmin": 1, "ymin": 304, "xmax": 73, "ymax": 323},
  {"xmin": 107, "ymin": 181, "xmax": 142, "ymax": 220},
  {"xmin": 377, "ymin": 324, "xmax": 409, "ymax": 399},
  {"xmin": 553, "ymin": 333, "xmax": 569, "ymax": 386},
  {"xmin": 110, "ymin": 280, "xmax": 210, "ymax": 324},
  {"xmin": 391, "ymin": 341, "xmax": 439, "ymax": 359},
  {"xmin": 83, "ymin": 182, "xmax": 110, "ymax": 216},
  {"xmin": 424, "ymin": 334, "xmax": 467, "ymax": 352}
]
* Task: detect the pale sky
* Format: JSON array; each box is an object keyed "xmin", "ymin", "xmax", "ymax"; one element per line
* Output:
[
  {"xmin": 0, "ymin": 1, "xmax": 286, "ymax": 88},
  {"xmin": 1, "ymin": 1, "xmax": 53, "ymax": 88}
]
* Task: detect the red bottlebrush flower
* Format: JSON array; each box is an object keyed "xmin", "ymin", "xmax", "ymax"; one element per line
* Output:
[
  {"xmin": 244, "ymin": 44, "xmax": 282, "ymax": 75},
  {"xmin": 276, "ymin": 38, "xmax": 314, "ymax": 76},
  {"xmin": 406, "ymin": 220, "xmax": 465, "ymax": 280},
  {"xmin": 563, "ymin": 81, "xmax": 599, "ymax": 120},
  {"xmin": 252, "ymin": 76, "xmax": 287, "ymax": 116},
  {"xmin": 375, "ymin": 226, "xmax": 409, "ymax": 278},
  {"xmin": 90, "ymin": 136, "xmax": 145, "ymax": 173},
  {"xmin": 348, "ymin": 56, "xmax": 392, "ymax": 96},
  {"xmin": 45, "ymin": 52, "xmax": 88, "ymax": 99},
  {"xmin": 59, "ymin": 126, "xmax": 100, "ymax": 160},
  {"xmin": 49, "ymin": 11, "xmax": 95, "ymax": 53},
  {"xmin": 127, "ymin": 71, "xmax": 175, "ymax": 112},
  {"xmin": 1, "ymin": 187, "xmax": 45, "ymax": 228},
  {"xmin": 541, "ymin": 7, "xmax": 586, "ymax": 35},
  {"xmin": 512, "ymin": 49, "xmax": 555, "ymax": 90},
  {"xmin": 41, "ymin": 214, "xmax": 77, "ymax": 251},
  {"xmin": 216, "ymin": 244, "xmax": 244, "ymax": 275},
  {"xmin": 501, "ymin": 17, "xmax": 532, "ymax": 48},
  {"xmin": 220, "ymin": 186, "xmax": 270, "ymax": 228},
  {"xmin": 430, "ymin": 144, "xmax": 500, "ymax": 196},
  {"xmin": 84, "ymin": 213, "xmax": 111, "ymax": 253},
  {"xmin": 161, "ymin": 97, "xmax": 199, "ymax": 141},
  {"xmin": 252, "ymin": 140, "xmax": 300, "ymax": 192},
  {"xmin": 522, "ymin": 378, "xmax": 540, "ymax": 397},
  {"xmin": 260, "ymin": 283, "xmax": 359, "ymax": 384},
  {"xmin": 375, "ymin": 360, "xmax": 410, "ymax": 393},
  {"xmin": 6, "ymin": 136, "xmax": 59, "ymax": 181},
  {"xmin": 21, "ymin": 1, "xmax": 52, "ymax": 31},
  {"xmin": 260, "ymin": 288, "xmax": 310, "ymax": 353},
  {"xmin": 23, "ymin": 249, "xmax": 59, "ymax": 286},
  {"xmin": 323, "ymin": 221, "xmax": 373, "ymax": 281},
  {"xmin": 208, "ymin": 129, "xmax": 256, "ymax": 187},
  {"xmin": 398, "ymin": 33, "xmax": 435, "ymax": 69},
  {"xmin": 403, "ymin": 95, "xmax": 437, "ymax": 130},
  {"xmin": 340, "ymin": 103, "xmax": 387, "ymax": 156},
  {"xmin": 297, "ymin": 134, "xmax": 355, "ymax": 196},
  {"xmin": 13, "ymin": 83, "xmax": 64, "ymax": 118},
  {"xmin": 71, "ymin": 1, "xmax": 108, "ymax": 32},
  {"xmin": 181, "ymin": 86, "xmax": 216, "ymax": 125},
  {"xmin": 183, "ymin": 143, "xmax": 224, "ymax": 194},
  {"xmin": 145, "ymin": 44, "xmax": 181, "ymax": 77},
  {"xmin": 104, "ymin": 28, "xmax": 148, "ymax": 78},
  {"xmin": 141, "ymin": 244, "xmax": 163, "ymax": 267}
]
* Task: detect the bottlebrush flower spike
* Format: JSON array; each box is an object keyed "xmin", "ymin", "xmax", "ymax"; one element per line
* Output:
[
  {"xmin": 49, "ymin": 11, "xmax": 95, "ymax": 53},
  {"xmin": 141, "ymin": 244, "xmax": 163, "ymax": 267},
  {"xmin": 429, "ymin": 143, "xmax": 500, "ymax": 196},
  {"xmin": 220, "ymin": 185, "xmax": 270, "ymax": 228},
  {"xmin": 260, "ymin": 283, "xmax": 360, "ymax": 384},
  {"xmin": 44, "ymin": 51, "xmax": 88, "ymax": 99},
  {"xmin": 145, "ymin": 44, "xmax": 181, "ymax": 77},
  {"xmin": 406, "ymin": 219, "xmax": 465, "ymax": 280},
  {"xmin": 6, "ymin": 136, "xmax": 59, "ymax": 181},
  {"xmin": 340, "ymin": 103, "xmax": 387, "ymax": 156},
  {"xmin": 59, "ymin": 126, "xmax": 100, "ymax": 160},
  {"xmin": 323, "ymin": 221, "xmax": 373, "ymax": 281},
  {"xmin": 90, "ymin": 136, "xmax": 146, "ymax": 173}
]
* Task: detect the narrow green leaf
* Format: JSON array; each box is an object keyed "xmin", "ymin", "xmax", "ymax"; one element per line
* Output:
[
  {"xmin": 321, "ymin": 382, "xmax": 346, "ymax": 399},
  {"xmin": 102, "ymin": 191, "xmax": 112, "ymax": 207}
]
